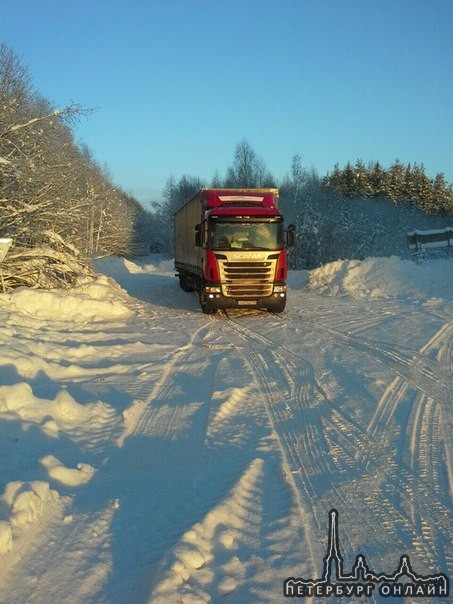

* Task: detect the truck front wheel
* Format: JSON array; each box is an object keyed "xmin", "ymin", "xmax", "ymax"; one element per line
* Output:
[
  {"xmin": 270, "ymin": 301, "xmax": 286, "ymax": 313},
  {"xmin": 199, "ymin": 291, "xmax": 216, "ymax": 314}
]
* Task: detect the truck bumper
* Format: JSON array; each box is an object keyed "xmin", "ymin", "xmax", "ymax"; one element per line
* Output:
[{"xmin": 201, "ymin": 290, "xmax": 287, "ymax": 313}]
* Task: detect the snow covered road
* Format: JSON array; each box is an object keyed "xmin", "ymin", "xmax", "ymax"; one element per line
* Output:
[{"xmin": 0, "ymin": 255, "xmax": 451, "ymax": 603}]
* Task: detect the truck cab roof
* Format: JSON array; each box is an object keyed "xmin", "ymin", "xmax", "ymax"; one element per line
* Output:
[{"xmin": 200, "ymin": 188, "xmax": 279, "ymax": 210}]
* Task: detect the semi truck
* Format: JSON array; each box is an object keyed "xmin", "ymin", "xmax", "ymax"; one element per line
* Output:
[{"xmin": 174, "ymin": 188, "xmax": 294, "ymax": 314}]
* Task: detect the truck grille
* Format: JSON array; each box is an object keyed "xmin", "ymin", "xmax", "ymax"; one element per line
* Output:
[{"xmin": 217, "ymin": 259, "xmax": 276, "ymax": 298}]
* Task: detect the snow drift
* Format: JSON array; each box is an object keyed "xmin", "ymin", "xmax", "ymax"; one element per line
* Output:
[{"xmin": 307, "ymin": 255, "xmax": 453, "ymax": 301}]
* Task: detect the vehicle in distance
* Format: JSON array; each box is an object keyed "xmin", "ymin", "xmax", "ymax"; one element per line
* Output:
[{"xmin": 174, "ymin": 188, "xmax": 294, "ymax": 313}]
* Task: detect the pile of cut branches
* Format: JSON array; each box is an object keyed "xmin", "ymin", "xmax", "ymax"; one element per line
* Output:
[{"xmin": 0, "ymin": 232, "xmax": 95, "ymax": 292}]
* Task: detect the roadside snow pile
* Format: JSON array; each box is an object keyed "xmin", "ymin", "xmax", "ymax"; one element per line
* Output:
[
  {"xmin": 307, "ymin": 256, "xmax": 453, "ymax": 301},
  {"xmin": 145, "ymin": 257, "xmax": 175, "ymax": 273},
  {"xmin": 94, "ymin": 254, "xmax": 175, "ymax": 280},
  {"xmin": 40, "ymin": 455, "xmax": 95, "ymax": 487},
  {"xmin": 94, "ymin": 256, "xmax": 149, "ymax": 277},
  {"xmin": 0, "ymin": 382, "xmax": 116, "ymax": 553},
  {"xmin": 0, "ymin": 481, "xmax": 61, "ymax": 554},
  {"xmin": 0, "ymin": 270, "xmax": 133, "ymax": 557},
  {"xmin": 0, "ymin": 382, "xmax": 117, "ymax": 442},
  {"xmin": 0, "ymin": 275, "xmax": 133, "ymax": 322}
]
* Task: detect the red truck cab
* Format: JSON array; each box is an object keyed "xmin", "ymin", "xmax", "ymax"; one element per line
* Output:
[{"xmin": 175, "ymin": 188, "xmax": 294, "ymax": 313}]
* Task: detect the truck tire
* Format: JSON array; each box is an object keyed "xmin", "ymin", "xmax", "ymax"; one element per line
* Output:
[
  {"xmin": 179, "ymin": 273, "xmax": 193, "ymax": 292},
  {"xmin": 199, "ymin": 291, "xmax": 216, "ymax": 314},
  {"xmin": 270, "ymin": 302, "xmax": 286, "ymax": 313}
]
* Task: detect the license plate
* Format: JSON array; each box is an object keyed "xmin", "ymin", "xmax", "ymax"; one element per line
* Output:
[{"xmin": 238, "ymin": 300, "xmax": 257, "ymax": 306}]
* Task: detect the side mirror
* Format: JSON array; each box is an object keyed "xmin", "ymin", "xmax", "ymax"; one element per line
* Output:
[
  {"xmin": 195, "ymin": 224, "xmax": 202, "ymax": 247},
  {"xmin": 287, "ymin": 224, "xmax": 295, "ymax": 248}
]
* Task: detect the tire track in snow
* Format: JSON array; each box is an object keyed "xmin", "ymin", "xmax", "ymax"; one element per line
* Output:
[
  {"xmin": 220, "ymin": 322, "xmax": 426, "ymax": 604},
  {"xmin": 289, "ymin": 310, "xmax": 453, "ymax": 583},
  {"xmin": 144, "ymin": 335, "xmax": 316, "ymax": 602},
  {"xmin": 365, "ymin": 322, "xmax": 452, "ymax": 513},
  {"xmin": 367, "ymin": 322, "xmax": 451, "ymax": 432},
  {"xmin": 0, "ymin": 321, "xmax": 233, "ymax": 604},
  {"xmin": 149, "ymin": 452, "xmax": 308, "ymax": 603},
  {"xmin": 117, "ymin": 322, "xmax": 215, "ymax": 444},
  {"xmin": 220, "ymin": 313, "xmax": 378, "ymax": 478},
  {"xmin": 214, "ymin": 313, "xmax": 384, "ymax": 583},
  {"xmin": 292, "ymin": 308, "xmax": 449, "ymax": 406},
  {"xmin": 220, "ymin": 310, "xmax": 452, "ymax": 594},
  {"xmin": 287, "ymin": 310, "xmax": 451, "ymax": 503},
  {"xmin": 437, "ymin": 321, "xmax": 453, "ymax": 499},
  {"xmin": 90, "ymin": 318, "xmax": 309, "ymax": 603}
]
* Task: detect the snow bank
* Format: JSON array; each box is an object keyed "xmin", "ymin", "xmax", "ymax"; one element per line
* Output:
[
  {"xmin": 0, "ymin": 481, "xmax": 60, "ymax": 554},
  {"xmin": 94, "ymin": 256, "xmax": 149, "ymax": 277},
  {"xmin": 0, "ymin": 383, "xmax": 117, "ymax": 553},
  {"xmin": 94, "ymin": 254, "xmax": 174, "ymax": 280},
  {"xmin": 0, "ymin": 382, "xmax": 118, "ymax": 439},
  {"xmin": 103, "ymin": 254, "xmax": 452, "ymax": 304},
  {"xmin": 307, "ymin": 256, "xmax": 453, "ymax": 301},
  {"xmin": 1, "ymin": 481, "xmax": 59, "ymax": 527},
  {"xmin": 40, "ymin": 455, "xmax": 95, "ymax": 486},
  {"xmin": 0, "ymin": 276, "xmax": 133, "ymax": 322}
]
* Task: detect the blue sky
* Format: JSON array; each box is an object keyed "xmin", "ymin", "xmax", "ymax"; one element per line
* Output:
[{"xmin": 2, "ymin": 0, "xmax": 452, "ymax": 205}]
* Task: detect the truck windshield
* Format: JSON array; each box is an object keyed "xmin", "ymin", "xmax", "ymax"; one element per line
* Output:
[{"xmin": 209, "ymin": 221, "xmax": 284, "ymax": 251}]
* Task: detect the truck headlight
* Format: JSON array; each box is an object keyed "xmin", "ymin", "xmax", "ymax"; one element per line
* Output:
[
  {"xmin": 273, "ymin": 285, "xmax": 287, "ymax": 293},
  {"xmin": 205, "ymin": 286, "xmax": 221, "ymax": 294}
]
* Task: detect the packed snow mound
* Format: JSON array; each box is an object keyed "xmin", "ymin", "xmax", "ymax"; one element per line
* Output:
[
  {"xmin": 94, "ymin": 254, "xmax": 174, "ymax": 279},
  {"xmin": 0, "ymin": 382, "xmax": 119, "ymax": 439},
  {"xmin": 0, "ymin": 276, "xmax": 133, "ymax": 321},
  {"xmin": 40, "ymin": 455, "xmax": 95, "ymax": 487},
  {"xmin": 94, "ymin": 256, "xmax": 149, "ymax": 277},
  {"xmin": 307, "ymin": 256, "xmax": 453, "ymax": 301},
  {"xmin": 0, "ymin": 481, "xmax": 61, "ymax": 554},
  {"xmin": 1, "ymin": 481, "xmax": 59, "ymax": 527}
]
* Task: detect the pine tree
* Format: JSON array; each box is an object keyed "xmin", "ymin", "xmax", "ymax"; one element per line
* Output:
[
  {"xmin": 369, "ymin": 161, "xmax": 387, "ymax": 197},
  {"xmin": 387, "ymin": 160, "xmax": 405, "ymax": 201},
  {"xmin": 431, "ymin": 172, "xmax": 449, "ymax": 214},
  {"xmin": 354, "ymin": 159, "xmax": 371, "ymax": 197},
  {"xmin": 342, "ymin": 162, "xmax": 356, "ymax": 197}
]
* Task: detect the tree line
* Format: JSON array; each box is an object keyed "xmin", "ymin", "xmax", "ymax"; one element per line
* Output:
[
  {"xmin": 148, "ymin": 141, "xmax": 453, "ymax": 269},
  {"xmin": 0, "ymin": 44, "xmax": 142, "ymax": 289},
  {"xmin": 324, "ymin": 159, "xmax": 453, "ymax": 215}
]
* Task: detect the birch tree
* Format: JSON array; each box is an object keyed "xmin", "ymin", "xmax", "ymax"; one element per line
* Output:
[{"xmin": 0, "ymin": 44, "xmax": 143, "ymax": 289}]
